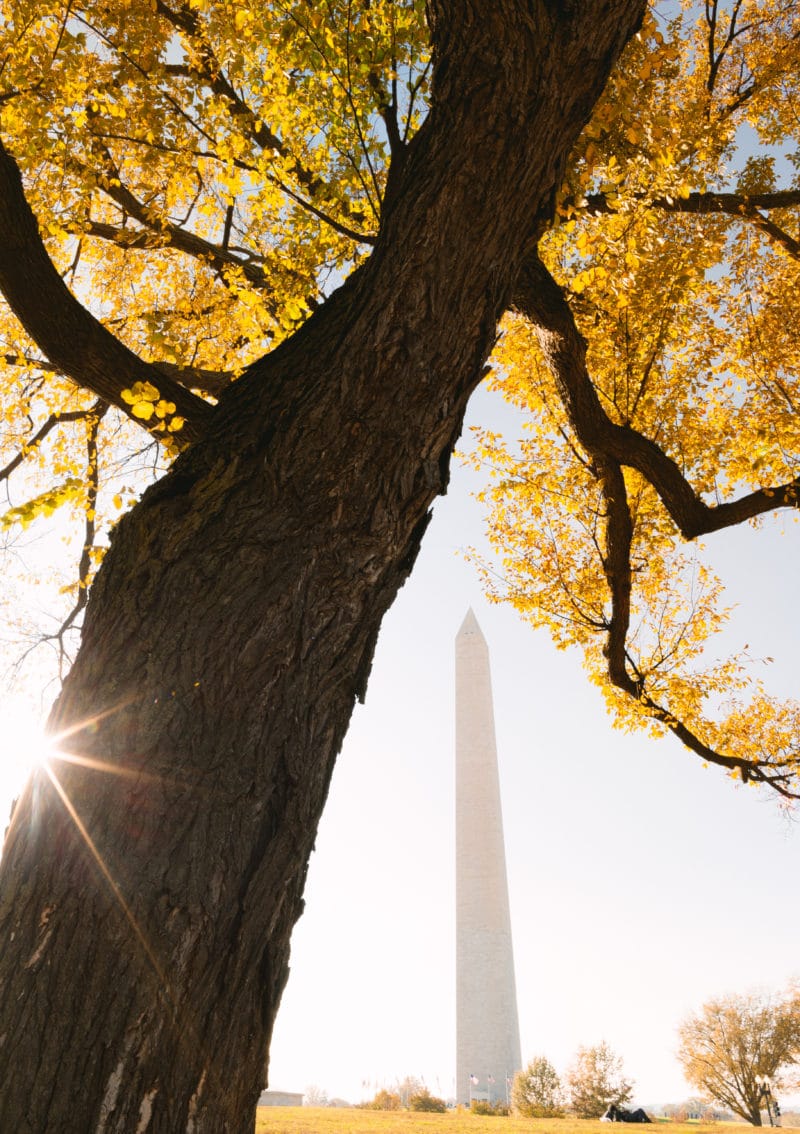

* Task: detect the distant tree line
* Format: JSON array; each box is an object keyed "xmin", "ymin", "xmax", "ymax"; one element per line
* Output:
[
  {"xmin": 661, "ymin": 1098, "xmax": 731, "ymax": 1123},
  {"xmin": 358, "ymin": 1077, "xmax": 447, "ymax": 1113}
]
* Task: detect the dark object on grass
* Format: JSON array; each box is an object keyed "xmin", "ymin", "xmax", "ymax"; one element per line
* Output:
[{"xmin": 603, "ymin": 1105, "xmax": 652, "ymax": 1123}]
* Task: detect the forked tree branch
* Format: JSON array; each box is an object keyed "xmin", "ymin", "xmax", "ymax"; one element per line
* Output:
[
  {"xmin": 82, "ymin": 219, "xmax": 278, "ymax": 299},
  {"xmin": 0, "ymin": 138, "xmax": 214, "ymax": 443},
  {"xmin": 597, "ymin": 453, "xmax": 798, "ymax": 797},
  {"xmin": 513, "ymin": 253, "xmax": 800, "ymax": 539},
  {"xmin": 77, "ymin": 132, "xmax": 335, "ymax": 293},
  {"xmin": 513, "ymin": 249, "xmax": 800, "ymax": 797}
]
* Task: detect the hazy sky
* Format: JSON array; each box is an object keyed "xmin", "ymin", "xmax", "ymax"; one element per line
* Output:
[
  {"xmin": 1, "ymin": 380, "xmax": 798, "ymax": 1110},
  {"xmin": 265, "ymin": 382, "xmax": 800, "ymax": 1108}
]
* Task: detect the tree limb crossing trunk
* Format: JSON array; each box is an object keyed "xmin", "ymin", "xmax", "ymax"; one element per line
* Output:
[{"xmin": 0, "ymin": 4, "xmax": 646, "ymax": 1130}]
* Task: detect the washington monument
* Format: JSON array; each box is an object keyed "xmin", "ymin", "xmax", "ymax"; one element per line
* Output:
[{"xmin": 455, "ymin": 609, "xmax": 521, "ymax": 1107}]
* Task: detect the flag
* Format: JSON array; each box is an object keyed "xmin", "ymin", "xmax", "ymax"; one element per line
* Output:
[
  {"xmin": 470, "ymin": 1075, "xmax": 479, "ymax": 1085},
  {"xmin": 488, "ymin": 1076, "xmax": 495, "ymax": 1084}
]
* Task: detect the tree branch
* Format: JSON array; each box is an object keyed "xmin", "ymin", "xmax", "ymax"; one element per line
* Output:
[
  {"xmin": 2, "ymin": 347, "xmax": 233, "ymax": 400},
  {"xmin": 154, "ymin": 361, "xmax": 234, "ymax": 398},
  {"xmin": 739, "ymin": 204, "xmax": 800, "ymax": 260},
  {"xmin": 585, "ymin": 187, "xmax": 800, "ymax": 219},
  {"xmin": 81, "ymin": 219, "xmax": 278, "ymax": 298},
  {"xmin": 0, "ymin": 138, "xmax": 213, "ymax": 443},
  {"xmin": 35, "ymin": 406, "xmax": 107, "ymax": 677},
  {"xmin": 583, "ymin": 189, "xmax": 800, "ymax": 264},
  {"xmin": 599, "ymin": 443, "xmax": 797, "ymax": 798},
  {"xmin": 62, "ymin": 406, "xmax": 104, "ymax": 635},
  {"xmin": 513, "ymin": 249, "xmax": 800, "ymax": 798},
  {"xmin": 513, "ymin": 252, "xmax": 800, "ymax": 540},
  {"xmin": 154, "ymin": 0, "xmax": 292, "ymax": 160},
  {"xmin": 0, "ymin": 405, "xmax": 100, "ymax": 482},
  {"xmin": 705, "ymin": 0, "xmax": 749, "ymax": 101}
]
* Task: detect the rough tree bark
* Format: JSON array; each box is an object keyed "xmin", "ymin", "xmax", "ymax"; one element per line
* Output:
[{"xmin": 0, "ymin": 3, "xmax": 646, "ymax": 1130}]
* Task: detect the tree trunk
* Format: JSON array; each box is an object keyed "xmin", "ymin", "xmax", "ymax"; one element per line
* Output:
[{"xmin": 0, "ymin": 4, "xmax": 645, "ymax": 1130}]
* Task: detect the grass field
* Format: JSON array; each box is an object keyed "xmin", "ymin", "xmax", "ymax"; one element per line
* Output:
[{"xmin": 254, "ymin": 1110, "xmax": 776, "ymax": 1134}]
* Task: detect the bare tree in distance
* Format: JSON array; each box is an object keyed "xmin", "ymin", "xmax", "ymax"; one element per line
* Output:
[{"xmin": 303, "ymin": 1085, "xmax": 330, "ymax": 1108}]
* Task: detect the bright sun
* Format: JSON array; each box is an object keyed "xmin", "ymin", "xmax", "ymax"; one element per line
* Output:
[{"xmin": 0, "ymin": 703, "xmax": 54, "ymax": 816}]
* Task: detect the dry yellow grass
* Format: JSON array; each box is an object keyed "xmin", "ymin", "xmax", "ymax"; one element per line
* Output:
[{"xmin": 254, "ymin": 1109, "xmax": 766, "ymax": 1134}]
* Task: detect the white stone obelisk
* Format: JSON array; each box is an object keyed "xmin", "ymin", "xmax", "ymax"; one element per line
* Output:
[{"xmin": 456, "ymin": 609, "xmax": 521, "ymax": 1107}]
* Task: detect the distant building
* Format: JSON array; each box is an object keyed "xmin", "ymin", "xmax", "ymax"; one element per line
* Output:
[{"xmin": 257, "ymin": 1090, "xmax": 304, "ymax": 1107}]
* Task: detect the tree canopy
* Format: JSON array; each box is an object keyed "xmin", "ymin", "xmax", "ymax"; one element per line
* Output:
[
  {"xmin": 677, "ymin": 987, "xmax": 800, "ymax": 1125},
  {"xmin": 1, "ymin": 1, "xmax": 798, "ymax": 802},
  {"xmin": 409, "ymin": 1088, "xmax": 448, "ymax": 1112},
  {"xmin": 466, "ymin": 0, "xmax": 800, "ymax": 799},
  {"xmin": 0, "ymin": 0, "xmax": 430, "ymax": 674}
]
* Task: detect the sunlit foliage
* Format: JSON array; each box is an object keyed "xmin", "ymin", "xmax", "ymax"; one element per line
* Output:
[
  {"xmin": 467, "ymin": 1, "xmax": 800, "ymax": 798},
  {"xmin": 1, "ymin": 1, "xmax": 798, "ymax": 796},
  {"xmin": 0, "ymin": 0, "xmax": 429, "ymax": 669}
]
